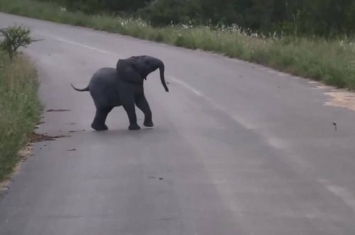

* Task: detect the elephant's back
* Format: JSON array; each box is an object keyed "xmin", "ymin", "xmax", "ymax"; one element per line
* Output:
[
  {"xmin": 89, "ymin": 68, "xmax": 117, "ymax": 87},
  {"xmin": 89, "ymin": 68, "xmax": 121, "ymax": 107}
]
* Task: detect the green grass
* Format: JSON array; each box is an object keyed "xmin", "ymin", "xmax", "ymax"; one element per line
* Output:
[
  {"xmin": 1, "ymin": 0, "xmax": 355, "ymax": 90},
  {"xmin": 0, "ymin": 52, "xmax": 41, "ymax": 183}
]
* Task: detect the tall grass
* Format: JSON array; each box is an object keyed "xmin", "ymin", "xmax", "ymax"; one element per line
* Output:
[
  {"xmin": 0, "ymin": 52, "xmax": 41, "ymax": 183},
  {"xmin": 1, "ymin": 0, "xmax": 355, "ymax": 90}
]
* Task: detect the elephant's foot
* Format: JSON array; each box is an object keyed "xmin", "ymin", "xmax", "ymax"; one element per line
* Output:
[
  {"xmin": 91, "ymin": 123, "xmax": 109, "ymax": 131},
  {"xmin": 129, "ymin": 123, "xmax": 141, "ymax": 131},
  {"xmin": 144, "ymin": 120, "xmax": 154, "ymax": 127}
]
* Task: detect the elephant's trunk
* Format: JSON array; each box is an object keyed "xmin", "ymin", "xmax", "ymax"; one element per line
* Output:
[{"xmin": 158, "ymin": 62, "xmax": 169, "ymax": 92}]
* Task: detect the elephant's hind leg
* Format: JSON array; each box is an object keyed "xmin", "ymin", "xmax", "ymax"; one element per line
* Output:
[
  {"xmin": 91, "ymin": 107, "xmax": 113, "ymax": 131},
  {"xmin": 135, "ymin": 94, "xmax": 153, "ymax": 127}
]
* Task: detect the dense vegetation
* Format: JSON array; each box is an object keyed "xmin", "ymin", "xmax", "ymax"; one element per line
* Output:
[
  {"xmin": 0, "ymin": 26, "xmax": 41, "ymax": 184},
  {"xmin": 37, "ymin": 0, "xmax": 355, "ymax": 38},
  {"xmin": 0, "ymin": 52, "xmax": 41, "ymax": 183}
]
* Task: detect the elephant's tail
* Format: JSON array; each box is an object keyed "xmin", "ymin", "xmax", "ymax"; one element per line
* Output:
[{"xmin": 71, "ymin": 83, "xmax": 89, "ymax": 92}]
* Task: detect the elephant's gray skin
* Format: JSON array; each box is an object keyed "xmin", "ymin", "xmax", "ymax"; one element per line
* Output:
[{"xmin": 71, "ymin": 55, "xmax": 169, "ymax": 131}]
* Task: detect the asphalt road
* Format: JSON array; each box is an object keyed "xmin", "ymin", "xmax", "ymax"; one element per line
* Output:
[{"xmin": 1, "ymin": 12, "xmax": 355, "ymax": 235}]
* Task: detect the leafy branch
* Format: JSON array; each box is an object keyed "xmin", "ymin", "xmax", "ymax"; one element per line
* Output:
[{"xmin": 0, "ymin": 25, "xmax": 42, "ymax": 62}]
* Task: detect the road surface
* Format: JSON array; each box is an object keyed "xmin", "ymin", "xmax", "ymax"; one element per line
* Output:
[{"xmin": 1, "ymin": 12, "xmax": 355, "ymax": 235}]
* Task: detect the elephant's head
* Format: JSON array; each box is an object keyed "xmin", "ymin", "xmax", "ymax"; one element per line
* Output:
[{"xmin": 117, "ymin": 55, "xmax": 169, "ymax": 92}]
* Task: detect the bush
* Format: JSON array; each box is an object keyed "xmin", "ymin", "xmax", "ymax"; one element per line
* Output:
[{"xmin": 0, "ymin": 25, "xmax": 41, "ymax": 62}]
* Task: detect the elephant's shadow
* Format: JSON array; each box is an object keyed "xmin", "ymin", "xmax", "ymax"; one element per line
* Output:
[
  {"xmin": 93, "ymin": 127, "xmax": 150, "ymax": 135},
  {"xmin": 90, "ymin": 126, "xmax": 168, "ymax": 139}
]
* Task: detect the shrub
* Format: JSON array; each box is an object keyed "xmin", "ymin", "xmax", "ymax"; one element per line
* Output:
[{"xmin": 0, "ymin": 25, "xmax": 42, "ymax": 62}]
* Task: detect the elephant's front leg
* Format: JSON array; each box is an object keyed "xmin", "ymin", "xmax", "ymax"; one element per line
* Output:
[
  {"xmin": 123, "ymin": 104, "xmax": 140, "ymax": 130},
  {"xmin": 135, "ymin": 93, "xmax": 153, "ymax": 127},
  {"xmin": 121, "ymin": 93, "xmax": 140, "ymax": 130},
  {"xmin": 91, "ymin": 107, "xmax": 113, "ymax": 131}
]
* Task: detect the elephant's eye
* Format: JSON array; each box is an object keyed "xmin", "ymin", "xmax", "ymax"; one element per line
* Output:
[{"xmin": 145, "ymin": 61, "xmax": 150, "ymax": 65}]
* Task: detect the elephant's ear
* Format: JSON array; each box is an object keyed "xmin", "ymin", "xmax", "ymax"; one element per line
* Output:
[
  {"xmin": 128, "ymin": 59, "xmax": 148, "ymax": 80},
  {"xmin": 128, "ymin": 60, "xmax": 140, "ymax": 72},
  {"xmin": 117, "ymin": 59, "xmax": 144, "ymax": 84}
]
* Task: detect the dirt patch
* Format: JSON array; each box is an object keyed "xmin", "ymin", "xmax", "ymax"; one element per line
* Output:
[
  {"xmin": 66, "ymin": 123, "xmax": 76, "ymax": 125},
  {"xmin": 28, "ymin": 133, "xmax": 55, "ymax": 142},
  {"xmin": 28, "ymin": 133, "xmax": 70, "ymax": 143},
  {"xmin": 46, "ymin": 109, "xmax": 71, "ymax": 112},
  {"xmin": 317, "ymin": 84, "xmax": 334, "ymax": 90},
  {"xmin": 69, "ymin": 129, "xmax": 86, "ymax": 133},
  {"xmin": 52, "ymin": 135, "xmax": 70, "ymax": 139},
  {"xmin": 324, "ymin": 90, "xmax": 355, "ymax": 112}
]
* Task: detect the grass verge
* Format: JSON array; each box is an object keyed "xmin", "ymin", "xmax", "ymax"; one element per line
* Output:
[
  {"xmin": 0, "ymin": 51, "xmax": 41, "ymax": 184},
  {"xmin": 1, "ymin": 0, "xmax": 355, "ymax": 90}
]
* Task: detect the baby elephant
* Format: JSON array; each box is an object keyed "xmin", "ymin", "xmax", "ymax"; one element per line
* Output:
[{"xmin": 71, "ymin": 55, "xmax": 169, "ymax": 131}]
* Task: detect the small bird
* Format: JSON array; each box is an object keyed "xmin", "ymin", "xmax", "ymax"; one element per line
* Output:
[{"xmin": 333, "ymin": 122, "xmax": 337, "ymax": 131}]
